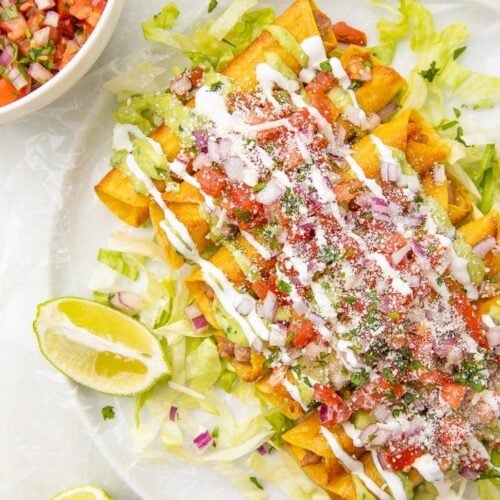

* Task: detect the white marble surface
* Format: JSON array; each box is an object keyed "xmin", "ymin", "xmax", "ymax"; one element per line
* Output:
[{"xmin": 1, "ymin": 0, "xmax": 499, "ymax": 499}]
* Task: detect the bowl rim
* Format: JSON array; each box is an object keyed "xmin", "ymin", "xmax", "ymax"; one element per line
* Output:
[{"xmin": 0, "ymin": 0, "xmax": 122, "ymax": 118}]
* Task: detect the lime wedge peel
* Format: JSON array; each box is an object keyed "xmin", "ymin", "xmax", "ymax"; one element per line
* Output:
[
  {"xmin": 34, "ymin": 297, "xmax": 169, "ymax": 396},
  {"xmin": 51, "ymin": 485, "xmax": 112, "ymax": 500}
]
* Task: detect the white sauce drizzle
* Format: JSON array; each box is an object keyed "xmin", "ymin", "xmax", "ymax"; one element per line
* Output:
[
  {"xmin": 320, "ymin": 427, "xmax": 392, "ymax": 500},
  {"xmin": 412, "ymin": 454, "xmax": 444, "ymax": 482},
  {"xmin": 371, "ymin": 450, "xmax": 408, "ymax": 500}
]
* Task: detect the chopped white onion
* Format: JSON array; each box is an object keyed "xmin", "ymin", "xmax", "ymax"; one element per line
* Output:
[
  {"xmin": 35, "ymin": 0, "xmax": 55, "ymax": 9},
  {"xmin": 236, "ymin": 296, "xmax": 254, "ymax": 316},
  {"xmin": 44, "ymin": 10, "xmax": 59, "ymax": 27},
  {"xmin": 269, "ymin": 324, "xmax": 287, "ymax": 347},
  {"xmin": 192, "ymin": 153, "xmax": 211, "ymax": 171},
  {"xmin": 391, "ymin": 243, "xmax": 411, "ymax": 266},
  {"xmin": 109, "ymin": 291, "xmax": 146, "ymax": 314},
  {"xmin": 27, "ymin": 62, "xmax": 52, "ymax": 83},
  {"xmin": 223, "ymin": 156, "xmax": 245, "ymax": 182},
  {"xmin": 32, "ymin": 27, "xmax": 50, "ymax": 47},
  {"xmin": 486, "ymin": 326, "xmax": 500, "ymax": 348},
  {"xmin": 7, "ymin": 66, "xmax": 28, "ymax": 91},
  {"xmin": 380, "ymin": 161, "xmax": 399, "ymax": 182},
  {"xmin": 261, "ymin": 291, "xmax": 277, "ymax": 321},
  {"xmin": 255, "ymin": 179, "xmax": 284, "ymax": 205}
]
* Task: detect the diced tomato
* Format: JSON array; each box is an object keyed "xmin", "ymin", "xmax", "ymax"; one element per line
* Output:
[
  {"xmin": 332, "ymin": 22, "xmax": 367, "ymax": 46},
  {"xmin": 308, "ymin": 92, "xmax": 336, "ymax": 124},
  {"xmin": 198, "ymin": 166, "xmax": 227, "ymax": 197},
  {"xmin": 252, "ymin": 279, "xmax": 270, "ymax": 300},
  {"xmin": 440, "ymin": 383, "xmax": 467, "ymax": 409},
  {"xmin": 418, "ymin": 369, "xmax": 453, "ymax": 386},
  {"xmin": 451, "ymin": 288, "xmax": 488, "ymax": 348},
  {"xmin": 189, "ymin": 67, "xmax": 204, "ymax": 87},
  {"xmin": 306, "ymin": 72, "xmax": 336, "ymax": 94},
  {"xmin": 58, "ymin": 0, "xmax": 71, "ymax": 20},
  {"xmin": 0, "ymin": 15, "xmax": 29, "ymax": 42},
  {"xmin": 437, "ymin": 415, "xmax": 470, "ymax": 448},
  {"xmin": 69, "ymin": 0, "xmax": 93, "ymax": 21},
  {"xmin": 313, "ymin": 384, "xmax": 344, "ymax": 406},
  {"xmin": 382, "ymin": 445, "xmax": 425, "ymax": 471},
  {"xmin": 0, "ymin": 77, "xmax": 20, "ymax": 106},
  {"xmin": 225, "ymin": 184, "xmax": 267, "ymax": 229},
  {"xmin": 332, "ymin": 180, "xmax": 363, "ymax": 203},
  {"xmin": 60, "ymin": 39, "xmax": 80, "ymax": 68},
  {"xmin": 290, "ymin": 319, "xmax": 318, "ymax": 348}
]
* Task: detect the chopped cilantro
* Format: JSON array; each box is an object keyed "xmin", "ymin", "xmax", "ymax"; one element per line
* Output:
[
  {"xmin": 453, "ymin": 46, "xmax": 467, "ymax": 60},
  {"xmin": 436, "ymin": 276, "xmax": 444, "ymax": 286},
  {"xmin": 318, "ymin": 244, "xmax": 343, "ymax": 263},
  {"xmin": 360, "ymin": 211, "xmax": 373, "ymax": 220},
  {"xmin": 402, "ymin": 391, "xmax": 415, "ymax": 405},
  {"xmin": 249, "ymin": 476, "xmax": 264, "ymax": 490},
  {"xmin": 344, "ymin": 295, "xmax": 357, "ymax": 305},
  {"xmin": 453, "ymin": 358, "xmax": 488, "ymax": 392},
  {"xmin": 211, "ymin": 426, "xmax": 219, "ymax": 438},
  {"xmin": 264, "ymin": 348, "xmax": 280, "ymax": 369},
  {"xmin": 101, "ymin": 406, "xmax": 115, "ymax": 420},
  {"xmin": 281, "ymin": 188, "xmax": 302, "ymax": 214},
  {"xmin": 453, "ymin": 107, "xmax": 461, "ymax": 118},
  {"xmin": 348, "ymin": 80, "xmax": 363, "ymax": 91},
  {"xmin": 209, "ymin": 81, "xmax": 223, "ymax": 91},
  {"xmin": 388, "ymin": 311, "xmax": 401, "ymax": 321},
  {"xmin": 208, "ymin": 0, "xmax": 218, "ymax": 13},
  {"xmin": 455, "ymin": 126, "xmax": 468, "ymax": 146},
  {"xmin": 295, "ymin": 163, "xmax": 311, "ymax": 182},
  {"xmin": 315, "ymin": 352, "xmax": 329, "ymax": 368},
  {"xmin": 413, "ymin": 194, "xmax": 424, "ymax": 205},
  {"xmin": 419, "ymin": 61, "xmax": 439, "ymax": 83},
  {"xmin": 383, "ymin": 368, "xmax": 398, "ymax": 384},
  {"xmin": 234, "ymin": 208, "xmax": 253, "ymax": 222},
  {"xmin": 350, "ymin": 369, "xmax": 369, "ymax": 389},
  {"xmin": 252, "ymin": 182, "xmax": 267, "ymax": 193},
  {"xmin": 440, "ymin": 120, "xmax": 458, "ymax": 131},
  {"xmin": 320, "ymin": 60, "xmax": 332, "ymax": 72},
  {"xmin": 277, "ymin": 279, "xmax": 292, "ymax": 295}
]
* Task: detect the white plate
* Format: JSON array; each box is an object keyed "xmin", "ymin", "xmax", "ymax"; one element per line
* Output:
[{"xmin": 50, "ymin": 1, "xmax": 500, "ymax": 498}]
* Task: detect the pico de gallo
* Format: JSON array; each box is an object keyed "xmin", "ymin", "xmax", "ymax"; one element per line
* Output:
[
  {"xmin": 0, "ymin": 0, "xmax": 107, "ymax": 107},
  {"xmin": 161, "ymin": 57, "xmax": 499, "ymax": 487}
]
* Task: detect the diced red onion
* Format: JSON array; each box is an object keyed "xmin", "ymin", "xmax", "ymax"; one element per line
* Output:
[
  {"xmin": 256, "ymin": 179, "xmax": 284, "ymax": 205},
  {"xmin": 377, "ymin": 451, "xmax": 390, "ymax": 471},
  {"xmin": 486, "ymin": 326, "xmax": 500, "ymax": 348},
  {"xmin": 459, "ymin": 467, "xmax": 481, "ymax": 481},
  {"xmin": 236, "ymin": 296, "xmax": 254, "ymax": 316},
  {"xmin": 293, "ymin": 298, "xmax": 309, "ymax": 316},
  {"xmin": 169, "ymin": 406, "xmax": 178, "ymax": 421},
  {"xmin": 377, "ymin": 102, "xmax": 397, "ymax": 121},
  {"xmin": 32, "ymin": 27, "xmax": 50, "ymax": 47},
  {"xmin": 0, "ymin": 45, "xmax": 14, "ymax": 67},
  {"xmin": 193, "ymin": 130, "xmax": 208, "ymax": 153},
  {"xmin": 257, "ymin": 444, "xmax": 270, "ymax": 455},
  {"xmin": 223, "ymin": 156, "xmax": 245, "ymax": 182},
  {"xmin": 299, "ymin": 221, "xmax": 315, "ymax": 231},
  {"xmin": 380, "ymin": 161, "xmax": 399, "ymax": 182},
  {"xmin": 192, "ymin": 153, "xmax": 211, "ymax": 171},
  {"xmin": 35, "ymin": 0, "xmax": 55, "ymax": 9},
  {"xmin": 391, "ymin": 243, "xmax": 411, "ymax": 266},
  {"xmin": 44, "ymin": 10, "xmax": 59, "ymax": 27},
  {"xmin": 185, "ymin": 304, "xmax": 208, "ymax": 331},
  {"xmin": 28, "ymin": 62, "xmax": 52, "ymax": 83},
  {"xmin": 170, "ymin": 74, "xmax": 191, "ymax": 95},
  {"xmin": 432, "ymin": 164, "xmax": 446, "ymax": 184},
  {"xmin": 308, "ymin": 312, "xmax": 325, "ymax": 328},
  {"xmin": 411, "ymin": 240, "xmax": 426, "ymax": 258},
  {"xmin": 319, "ymin": 404, "xmax": 334, "ymax": 423},
  {"xmin": 433, "ymin": 336, "xmax": 458, "ymax": 358},
  {"xmin": 473, "ymin": 236, "xmax": 496, "ymax": 258},
  {"xmin": 110, "ymin": 291, "xmax": 145, "ymax": 314},
  {"xmin": 193, "ymin": 430, "xmax": 212, "ymax": 451},
  {"xmin": 261, "ymin": 292, "xmax": 277, "ymax": 321},
  {"xmin": 7, "ymin": 66, "xmax": 28, "ymax": 91}
]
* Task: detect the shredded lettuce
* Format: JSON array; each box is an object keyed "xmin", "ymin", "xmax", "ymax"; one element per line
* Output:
[
  {"xmin": 208, "ymin": 0, "xmax": 258, "ymax": 40},
  {"xmin": 477, "ymin": 480, "xmax": 500, "ymax": 500},
  {"xmin": 97, "ymin": 249, "xmax": 141, "ymax": 280},
  {"xmin": 184, "ymin": 337, "xmax": 222, "ymax": 393},
  {"xmin": 142, "ymin": 1, "xmax": 274, "ymax": 71}
]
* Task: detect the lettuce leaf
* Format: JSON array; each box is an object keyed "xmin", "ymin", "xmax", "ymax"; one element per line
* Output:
[
  {"xmin": 97, "ymin": 249, "xmax": 140, "ymax": 280},
  {"xmin": 477, "ymin": 480, "xmax": 500, "ymax": 500},
  {"xmin": 185, "ymin": 337, "xmax": 222, "ymax": 393},
  {"xmin": 142, "ymin": 1, "xmax": 274, "ymax": 71}
]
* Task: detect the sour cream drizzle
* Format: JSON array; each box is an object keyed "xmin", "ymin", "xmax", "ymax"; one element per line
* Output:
[
  {"xmin": 119, "ymin": 136, "xmax": 269, "ymax": 348},
  {"xmin": 320, "ymin": 427, "xmax": 392, "ymax": 500}
]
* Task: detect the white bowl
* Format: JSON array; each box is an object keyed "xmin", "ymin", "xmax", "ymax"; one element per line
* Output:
[{"xmin": 0, "ymin": 0, "xmax": 124, "ymax": 125}]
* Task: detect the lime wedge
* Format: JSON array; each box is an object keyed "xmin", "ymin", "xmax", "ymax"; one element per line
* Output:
[
  {"xmin": 34, "ymin": 297, "xmax": 169, "ymax": 396},
  {"xmin": 52, "ymin": 485, "xmax": 112, "ymax": 500}
]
